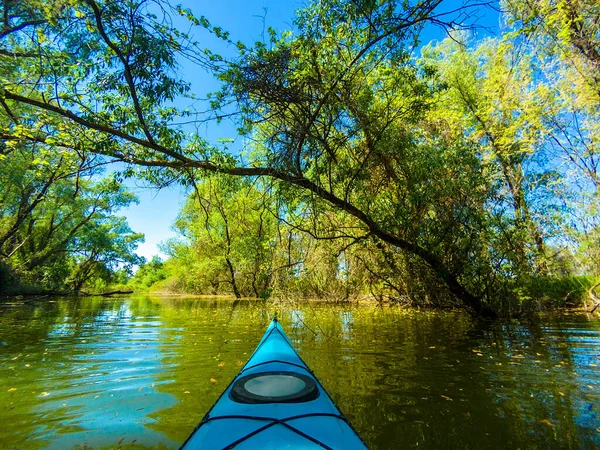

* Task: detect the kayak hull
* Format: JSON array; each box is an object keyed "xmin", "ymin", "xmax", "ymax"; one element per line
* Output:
[{"xmin": 181, "ymin": 317, "xmax": 367, "ymax": 449}]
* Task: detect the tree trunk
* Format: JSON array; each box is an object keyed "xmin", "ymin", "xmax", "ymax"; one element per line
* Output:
[{"xmin": 225, "ymin": 257, "xmax": 241, "ymax": 298}]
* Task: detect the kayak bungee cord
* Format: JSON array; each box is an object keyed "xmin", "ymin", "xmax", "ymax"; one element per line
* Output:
[
  {"xmin": 239, "ymin": 359, "xmax": 313, "ymax": 374},
  {"xmin": 200, "ymin": 413, "xmax": 350, "ymax": 450}
]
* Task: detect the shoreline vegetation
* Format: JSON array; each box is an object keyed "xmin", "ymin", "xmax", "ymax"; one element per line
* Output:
[
  {"xmin": 1, "ymin": 0, "xmax": 598, "ymax": 317},
  {"xmin": 2, "ymin": 279, "xmax": 599, "ymax": 317}
]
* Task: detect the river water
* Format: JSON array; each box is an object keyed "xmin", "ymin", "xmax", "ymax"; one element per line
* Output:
[{"xmin": 0, "ymin": 296, "xmax": 598, "ymax": 449}]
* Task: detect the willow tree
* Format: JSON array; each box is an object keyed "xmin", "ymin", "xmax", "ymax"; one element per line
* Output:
[
  {"xmin": 421, "ymin": 36, "xmax": 559, "ymax": 277},
  {"xmin": 0, "ymin": 139, "xmax": 143, "ymax": 291},
  {"xmin": 168, "ymin": 175, "xmax": 278, "ymax": 298},
  {"xmin": 0, "ymin": 0, "xmax": 498, "ymax": 314},
  {"xmin": 502, "ymin": 0, "xmax": 599, "ymax": 274}
]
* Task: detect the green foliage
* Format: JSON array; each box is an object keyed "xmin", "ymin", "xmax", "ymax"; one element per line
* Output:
[
  {"xmin": 127, "ymin": 256, "xmax": 168, "ymax": 291},
  {"xmin": 520, "ymin": 276, "xmax": 596, "ymax": 309},
  {"xmin": 0, "ymin": 0, "xmax": 598, "ymax": 314},
  {"xmin": 162, "ymin": 175, "xmax": 278, "ymax": 298},
  {"xmin": 0, "ymin": 140, "xmax": 143, "ymax": 294}
]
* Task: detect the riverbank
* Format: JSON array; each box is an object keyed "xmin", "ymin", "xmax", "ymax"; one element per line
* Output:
[{"xmin": 2, "ymin": 289, "xmax": 599, "ymax": 317}]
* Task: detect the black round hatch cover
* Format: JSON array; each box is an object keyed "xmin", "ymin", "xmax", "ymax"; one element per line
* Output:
[{"xmin": 230, "ymin": 371, "xmax": 319, "ymax": 404}]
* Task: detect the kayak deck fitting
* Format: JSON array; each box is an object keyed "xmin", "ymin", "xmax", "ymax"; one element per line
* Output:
[{"xmin": 180, "ymin": 316, "xmax": 368, "ymax": 449}]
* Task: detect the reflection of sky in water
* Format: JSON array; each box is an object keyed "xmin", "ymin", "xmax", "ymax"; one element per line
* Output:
[
  {"xmin": 1, "ymin": 299, "xmax": 599, "ymax": 449},
  {"xmin": 543, "ymin": 322, "xmax": 600, "ymax": 437},
  {"xmin": 290, "ymin": 310, "xmax": 305, "ymax": 345},
  {"xmin": 33, "ymin": 302, "xmax": 180, "ymax": 449},
  {"xmin": 290, "ymin": 310, "xmax": 304, "ymax": 329},
  {"xmin": 340, "ymin": 311, "xmax": 353, "ymax": 340},
  {"xmin": 485, "ymin": 318, "xmax": 600, "ymax": 444}
]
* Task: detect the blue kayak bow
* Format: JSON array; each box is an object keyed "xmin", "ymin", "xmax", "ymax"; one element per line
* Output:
[{"xmin": 180, "ymin": 316, "xmax": 368, "ymax": 449}]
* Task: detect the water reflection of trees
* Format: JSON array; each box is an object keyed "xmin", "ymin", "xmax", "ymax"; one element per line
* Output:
[
  {"xmin": 1, "ymin": 298, "xmax": 598, "ymax": 449},
  {"xmin": 482, "ymin": 315, "xmax": 600, "ymax": 449},
  {"xmin": 276, "ymin": 307, "xmax": 600, "ymax": 449}
]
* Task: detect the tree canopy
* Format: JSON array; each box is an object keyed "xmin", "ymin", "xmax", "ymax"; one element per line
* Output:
[{"xmin": 1, "ymin": 0, "xmax": 598, "ymax": 314}]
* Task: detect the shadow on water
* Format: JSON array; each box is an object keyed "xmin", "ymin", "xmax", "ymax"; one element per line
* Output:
[{"xmin": 0, "ymin": 297, "xmax": 598, "ymax": 449}]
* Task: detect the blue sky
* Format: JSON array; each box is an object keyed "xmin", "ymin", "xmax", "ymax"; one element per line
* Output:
[
  {"xmin": 120, "ymin": 0, "xmax": 501, "ymax": 262},
  {"xmin": 120, "ymin": 0, "xmax": 302, "ymax": 261}
]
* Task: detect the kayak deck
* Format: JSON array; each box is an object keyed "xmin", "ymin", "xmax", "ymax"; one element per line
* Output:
[{"xmin": 180, "ymin": 317, "xmax": 367, "ymax": 449}]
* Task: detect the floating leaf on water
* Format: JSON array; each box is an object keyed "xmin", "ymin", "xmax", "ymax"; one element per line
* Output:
[
  {"xmin": 590, "ymin": 364, "xmax": 597, "ymax": 367},
  {"xmin": 539, "ymin": 419, "xmax": 555, "ymax": 427},
  {"xmin": 41, "ymin": 392, "xmax": 49, "ymax": 397},
  {"xmin": 151, "ymin": 383, "xmax": 155, "ymax": 388},
  {"xmin": 138, "ymin": 387, "xmax": 143, "ymax": 392}
]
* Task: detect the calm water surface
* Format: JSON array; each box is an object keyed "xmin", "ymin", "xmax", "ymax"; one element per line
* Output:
[{"xmin": 0, "ymin": 296, "xmax": 599, "ymax": 449}]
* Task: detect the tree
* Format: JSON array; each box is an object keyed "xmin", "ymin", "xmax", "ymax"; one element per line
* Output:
[
  {"xmin": 502, "ymin": 0, "xmax": 599, "ymax": 274},
  {"xmin": 127, "ymin": 255, "xmax": 168, "ymax": 291},
  {"xmin": 421, "ymin": 35, "xmax": 560, "ymax": 276},
  {"xmin": 167, "ymin": 175, "xmax": 277, "ymax": 298},
  {"xmin": 0, "ymin": 0, "xmax": 538, "ymax": 315},
  {"xmin": 0, "ymin": 140, "xmax": 143, "ymax": 292}
]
